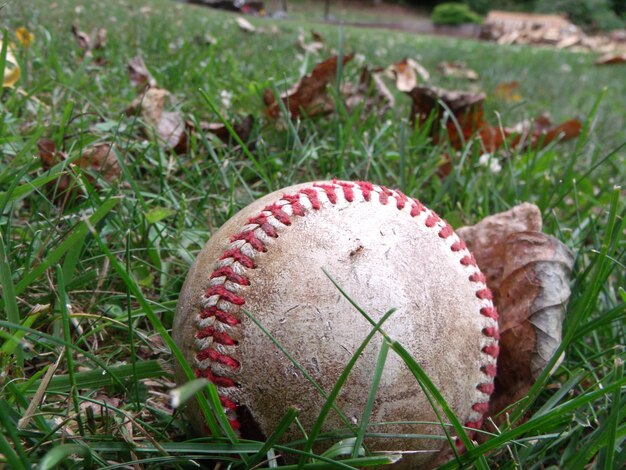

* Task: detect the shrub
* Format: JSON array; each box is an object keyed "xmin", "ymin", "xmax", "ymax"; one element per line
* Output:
[
  {"xmin": 431, "ymin": 3, "xmax": 482, "ymax": 26},
  {"xmin": 535, "ymin": 0, "xmax": 625, "ymax": 31}
]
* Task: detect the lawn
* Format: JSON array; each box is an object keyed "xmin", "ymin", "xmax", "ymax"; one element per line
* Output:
[{"xmin": 1, "ymin": 0, "xmax": 624, "ymax": 468}]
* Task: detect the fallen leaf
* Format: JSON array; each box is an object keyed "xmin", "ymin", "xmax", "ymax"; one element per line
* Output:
[
  {"xmin": 408, "ymin": 85, "xmax": 486, "ymax": 147},
  {"xmin": 1, "ymin": 40, "xmax": 21, "ymax": 88},
  {"xmin": 343, "ymin": 66, "xmax": 394, "ymax": 115},
  {"xmin": 128, "ymin": 54, "xmax": 157, "ymax": 89},
  {"xmin": 595, "ymin": 52, "xmax": 626, "ymax": 65},
  {"xmin": 493, "ymin": 81, "xmax": 522, "ymax": 102},
  {"xmin": 264, "ymin": 55, "xmax": 354, "ymax": 119},
  {"xmin": 438, "ymin": 61, "xmax": 479, "ymax": 81},
  {"xmin": 38, "ymin": 139, "xmax": 121, "ymax": 198},
  {"xmin": 196, "ymin": 115, "xmax": 255, "ymax": 145},
  {"xmin": 384, "ymin": 58, "xmax": 430, "ymax": 92},
  {"xmin": 71, "ymin": 24, "xmax": 91, "ymax": 50},
  {"xmin": 126, "ymin": 88, "xmax": 188, "ymax": 153},
  {"xmin": 236, "ymin": 17, "xmax": 256, "ymax": 33},
  {"xmin": 71, "ymin": 24, "xmax": 107, "ymax": 64},
  {"xmin": 296, "ymin": 30, "xmax": 324, "ymax": 54},
  {"xmin": 457, "ymin": 203, "xmax": 575, "ymax": 424}
]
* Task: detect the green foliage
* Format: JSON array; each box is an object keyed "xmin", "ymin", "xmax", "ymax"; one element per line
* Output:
[
  {"xmin": 431, "ymin": 2, "xmax": 483, "ymax": 25},
  {"xmin": 531, "ymin": 0, "xmax": 624, "ymax": 31},
  {"xmin": 462, "ymin": 0, "xmax": 534, "ymax": 15}
]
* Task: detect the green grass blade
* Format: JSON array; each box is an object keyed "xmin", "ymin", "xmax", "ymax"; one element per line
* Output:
[
  {"xmin": 299, "ymin": 308, "xmax": 397, "ymax": 467},
  {"xmin": 13, "ymin": 196, "xmax": 120, "ymax": 296},
  {"xmin": 247, "ymin": 407, "xmax": 299, "ymax": 469},
  {"xmin": 0, "ymin": 232, "xmax": 22, "ymax": 368},
  {"xmin": 38, "ymin": 444, "xmax": 92, "ymax": 470},
  {"xmin": 352, "ymin": 340, "xmax": 389, "ymax": 458}
]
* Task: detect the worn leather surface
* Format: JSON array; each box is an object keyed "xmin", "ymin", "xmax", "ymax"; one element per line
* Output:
[{"xmin": 173, "ymin": 181, "xmax": 495, "ymax": 468}]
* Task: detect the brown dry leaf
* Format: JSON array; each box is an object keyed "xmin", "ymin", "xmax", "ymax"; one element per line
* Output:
[
  {"xmin": 128, "ymin": 54, "xmax": 157, "ymax": 89},
  {"xmin": 478, "ymin": 115, "xmax": 582, "ymax": 153},
  {"xmin": 494, "ymin": 81, "xmax": 522, "ymax": 102},
  {"xmin": 385, "ymin": 58, "xmax": 430, "ymax": 92},
  {"xmin": 457, "ymin": 204, "xmax": 575, "ymax": 424},
  {"xmin": 595, "ymin": 52, "xmax": 626, "ymax": 65},
  {"xmin": 343, "ymin": 67, "xmax": 394, "ymax": 115},
  {"xmin": 236, "ymin": 17, "xmax": 256, "ymax": 33},
  {"xmin": 126, "ymin": 88, "xmax": 187, "ymax": 153},
  {"xmin": 296, "ymin": 30, "xmax": 324, "ymax": 54},
  {"xmin": 197, "ymin": 115, "xmax": 255, "ymax": 145},
  {"xmin": 438, "ymin": 61, "xmax": 479, "ymax": 81},
  {"xmin": 38, "ymin": 139, "xmax": 121, "ymax": 198},
  {"xmin": 71, "ymin": 24, "xmax": 91, "ymax": 50},
  {"xmin": 264, "ymin": 55, "xmax": 354, "ymax": 119},
  {"xmin": 408, "ymin": 85, "xmax": 486, "ymax": 147}
]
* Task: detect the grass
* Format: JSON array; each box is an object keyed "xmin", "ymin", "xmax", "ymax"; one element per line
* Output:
[{"xmin": 1, "ymin": 0, "xmax": 625, "ymax": 468}]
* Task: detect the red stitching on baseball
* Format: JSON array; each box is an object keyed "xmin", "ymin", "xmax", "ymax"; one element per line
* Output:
[
  {"xmin": 196, "ymin": 368, "xmax": 237, "ymax": 388},
  {"xmin": 481, "ymin": 364, "xmax": 497, "ymax": 377},
  {"xmin": 356, "ymin": 181, "xmax": 373, "ymax": 201},
  {"xmin": 476, "ymin": 383, "xmax": 494, "ymax": 394},
  {"xmin": 476, "ymin": 289, "xmax": 494, "ymax": 300},
  {"xmin": 200, "ymin": 306, "xmax": 240, "ymax": 325},
  {"xmin": 196, "ymin": 348, "xmax": 240, "ymax": 369},
  {"xmin": 220, "ymin": 248, "xmax": 255, "ymax": 269},
  {"xmin": 480, "ymin": 306, "xmax": 499, "ymax": 320},
  {"xmin": 264, "ymin": 203, "xmax": 291, "ymax": 226},
  {"xmin": 482, "ymin": 344, "xmax": 499, "ymax": 358},
  {"xmin": 247, "ymin": 214, "xmax": 279, "ymax": 238},
  {"xmin": 438, "ymin": 223, "xmax": 453, "ymax": 239},
  {"xmin": 336, "ymin": 181, "xmax": 355, "ymax": 202},
  {"xmin": 451, "ymin": 239, "xmax": 466, "ymax": 252},
  {"xmin": 410, "ymin": 199, "xmax": 425, "ymax": 217},
  {"xmin": 281, "ymin": 194, "xmax": 306, "ymax": 216},
  {"xmin": 231, "ymin": 231, "xmax": 266, "ymax": 253},
  {"xmin": 211, "ymin": 266, "xmax": 250, "ymax": 286},
  {"xmin": 314, "ymin": 183, "xmax": 339, "ymax": 204},
  {"xmin": 301, "ymin": 188, "xmax": 322, "ymax": 209},
  {"xmin": 460, "ymin": 254, "xmax": 477, "ymax": 266},
  {"xmin": 205, "ymin": 285, "xmax": 245, "ymax": 306},
  {"xmin": 482, "ymin": 326, "xmax": 500, "ymax": 340},
  {"xmin": 196, "ymin": 326, "xmax": 237, "ymax": 346},
  {"xmin": 193, "ymin": 181, "xmax": 498, "ymax": 439}
]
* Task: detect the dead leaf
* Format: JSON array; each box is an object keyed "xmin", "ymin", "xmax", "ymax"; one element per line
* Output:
[
  {"xmin": 385, "ymin": 58, "xmax": 430, "ymax": 92},
  {"xmin": 595, "ymin": 53, "xmax": 626, "ymax": 65},
  {"xmin": 39, "ymin": 139, "xmax": 121, "ymax": 198},
  {"xmin": 236, "ymin": 17, "xmax": 256, "ymax": 33},
  {"xmin": 407, "ymin": 85, "xmax": 581, "ymax": 175},
  {"xmin": 408, "ymin": 85, "xmax": 486, "ymax": 148},
  {"xmin": 438, "ymin": 61, "xmax": 479, "ymax": 81},
  {"xmin": 71, "ymin": 24, "xmax": 91, "ymax": 50},
  {"xmin": 197, "ymin": 115, "xmax": 255, "ymax": 145},
  {"xmin": 457, "ymin": 204, "xmax": 575, "ymax": 424},
  {"xmin": 296, "ymin": 30, "xmax": 324, "ymax": 54},
  {"xmin": 264, "ymin": 55, "xmax": 354, "ymax": 119},
  {"xmin": 0, "ymin": 40, "xmax": 20, "ymax": 88},
  {"xmin": 128, "ymin": 55, "xmax": 157, "ymax": 89},
  {"xmin": 343, "ymin": 66, "xmax": 394, "ymax": 115},
  {"xmin": 493, "ymin": 81, "xmax": 522, "ymax": 102},
  {"xmin": 126, "ymin": 88, "xmax": 188, "ymax": 153}
]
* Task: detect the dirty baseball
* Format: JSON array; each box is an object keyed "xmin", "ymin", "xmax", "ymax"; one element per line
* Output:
[{"xmin": 173, "ymin": 180, "xmax": 499, "ymax": 468}]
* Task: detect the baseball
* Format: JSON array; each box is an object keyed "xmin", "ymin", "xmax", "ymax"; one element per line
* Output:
[{"xmin": 173, "ymin": 180, "xmax": 498, "ymax": 468}]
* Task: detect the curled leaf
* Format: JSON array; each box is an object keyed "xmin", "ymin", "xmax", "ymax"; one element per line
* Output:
[
  {"xmin": 1, "ymin": 40, "xmax": 21, "ymax": 88},
  {"xmin": 437, "ymin": 61, "xmax": 479, "ymax": 81},
  {"xmin": 128, "ymin": 54, "xmax": 157, "ymax": 89},
  {"xmin": 457, "ymin": 203, "xmax": 575, "ymax": 423},
  {"xmin": 385, "ymin": 58, "xmax": 430, "ymax": 92},
  {"xmin": 263, "ymin": 55, "xmax": 353, "ymax": 119},
  {"xmin": 343, "ymin": 66, "xmax": 394, "ymax": 115}
]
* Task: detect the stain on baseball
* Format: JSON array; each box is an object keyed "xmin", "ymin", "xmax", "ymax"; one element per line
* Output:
[{"xmin": 173, "ymin": 180, "xmax": 498, "ymax": 468}]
